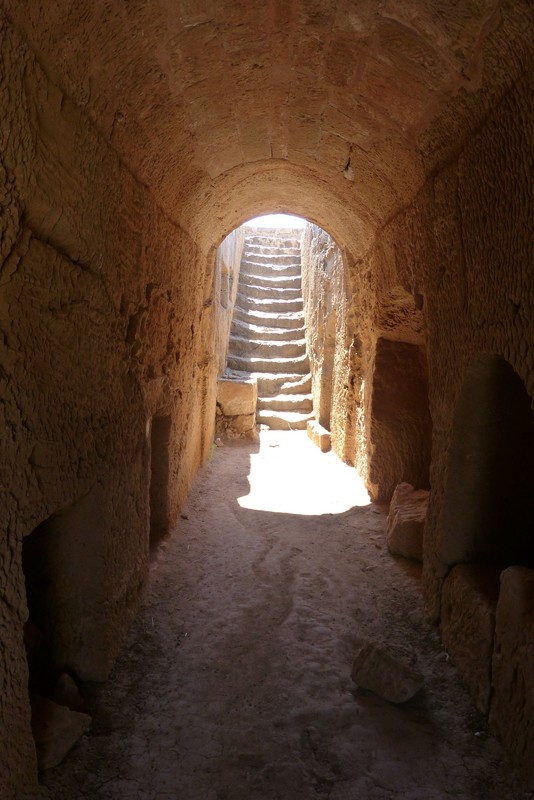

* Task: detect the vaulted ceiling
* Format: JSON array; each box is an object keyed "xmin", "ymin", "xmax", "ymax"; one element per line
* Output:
[{"xmin": 5, "ymin": 0, "xmax": 530, "ymax": 254}]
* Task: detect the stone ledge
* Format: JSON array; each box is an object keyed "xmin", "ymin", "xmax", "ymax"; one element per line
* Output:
[{"xmin": 307, "ymin": 419, "xmax": 331, "ymax": 452}]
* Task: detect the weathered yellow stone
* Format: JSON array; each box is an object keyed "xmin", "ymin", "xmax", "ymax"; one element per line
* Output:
[
  {"xmin": 307, "ymin": 420, "xmax": 331, "ymax": 453},
  {"xmin": 217, "ymin": 378, "xmax": 257, "ymax": 417}
]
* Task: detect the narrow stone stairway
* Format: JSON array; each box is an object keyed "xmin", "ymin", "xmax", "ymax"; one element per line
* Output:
[{"xmin": 226, "ymin": 229, "xmax": 314, "ymax": 430}]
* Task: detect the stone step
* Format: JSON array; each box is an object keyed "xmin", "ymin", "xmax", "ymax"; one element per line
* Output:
[
  {"xmin": 241, "ymin": 261, "xmax": 301, "ymax": 275},
  {"xmin": 255, "ymin": 372, "xmax": 312, "ymax": 395},
  {"xmin": 231, "ymin": 318, "xmax": 306, "ymax": 342},
  {"xmin": 244, "ymin": 251, "xmax": 301, "ymax": 263},
  {"xmin": 236, "ymin": 282, "xmax": 302, "ymax": 301},
  {"xmin": 245, "ymin": 237, "xmax": 300, "ymax": 250},
  {"xmin": 242, "ymin": 248, "xmax": 301, "ymax": 262},
  {"xmin": 221, "ymin": 370, "xmax": 312, "ymax": 397},
  {"xmin": 257, "ymin": 393, "xmax": 313, "ymax": 412},
  {"xmin": 256, "ymin": 409, "xmax": 314, "ymax": 431},
  {"xmin": 241, "ymin": 255, "xmax": 301, "ymax": 268},
  {"xmin": 245, "ymin": 235, "xmax": 301, "ymax": 245},
  {"xmin": 235, "ymin": 293, "xmax": 303, "ymax": 314},
  {"xmin": 229, "ymin": 335, "xmax": 307, "ymax": 359},
  {"xmin": 228, "ymin": 232, "xmax": 310, "ymax": 432},
  {"xmin": 240, "ymin": 268, "xmax": 302, "ymax": 282},
  {"xmin": 239, "ymin": 271, "xmax": 302, "ymax": 290},
  {"xmin": 227, "ymin": 352, "xmax": 310, "ymax": 374},
  {"xmin": 232, "ymin": 306, "xmax": 304, "ymax": 329}
]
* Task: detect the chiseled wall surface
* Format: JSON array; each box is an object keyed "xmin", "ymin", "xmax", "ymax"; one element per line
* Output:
[
  {"xmin": 0, "ymin": 17, "xmax": 218, "ymax": 797},
  {"xmin": 213, "ymin": 228, "xmax": 245, "ymax": 377},
  {"xmin": 303, "ymin": 57, "xmax": 534, "ymax": 616},
  {"xmin": 358, "ymin": 64, "xmax": 533, "ymax": 765},
  {"xmin": 328, "ymin": 63, "xmax": 533, "ymax": 602},
  {"xmin": 301, "ymin": 224, "xmax": 429, "ymax": 500},
  {"xmin": 301, "ymin": 226, "xmax": 361, "ymax": 468},
  {"xmin": 378, "ymin": 67, "xmax": 534, "ymax": 621},
  {"xmin": 302, "ymin": 66, "xmax": 533, "ymax": 768}
]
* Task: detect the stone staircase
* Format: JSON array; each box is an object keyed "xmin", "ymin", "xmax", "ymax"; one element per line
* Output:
[{"xmin": 225, "ymin": 229, "xmax": 314, "ymax": 430}]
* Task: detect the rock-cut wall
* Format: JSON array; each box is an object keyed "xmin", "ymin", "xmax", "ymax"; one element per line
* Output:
[
  {"xmin": 300, "ymin": 224, "xmax": 430, "ymax": 502},
  {"xmin": 0, "ymin": 14, "xmax": 224, "ymax": 797},
  {"xmin": 301, "ymin": 52, "xmax": 533, "ymax": 774},
  {"xmin": 301, "ymin": 226, "xmax": 359, "ymax": 466},
  {"xmin": 353, "ymin": 61, "xmax": 534, "ymax": 772}
]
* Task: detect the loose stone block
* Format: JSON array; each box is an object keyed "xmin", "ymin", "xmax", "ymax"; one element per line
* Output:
[
  {"xmin": 489, "ymin": 566, "xmax": 534, "ymax": 777},
  {"xmin": 386, "ymin": 482, "xmax": 429, "ymax": 561},
  {"xmin": 217, "ymin": 377, "xmax": 257, "ymax": 417},
  {"xmin": 31, "ymin": 695, "xmax": 92, "ymax": 771},
  {"xmin": 307, "ymin": 419, "xmax": 331, "ymax": 452},
  {"xmin": 51, "ymin": 674, "xmax": 86, "ymax": 712},
  {"xmin": 440, "ymin": 563, "xmax": 500, "ymax": 714},
  {"xmin": 229, "ymin": 413, "xmax": 256, "ymax": 435},
  {"xmin": 351, "ymin": 641, "xmax": 423, "ymax": 704}
]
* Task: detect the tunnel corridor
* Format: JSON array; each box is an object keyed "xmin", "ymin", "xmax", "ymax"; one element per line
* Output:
[
  {"xmin": 37, "ymin": 433, "xmax": 527, "ymax": 800},
  {"xmin": 1, "ymin": 1, "xmax": 533, "ymax": 796}
]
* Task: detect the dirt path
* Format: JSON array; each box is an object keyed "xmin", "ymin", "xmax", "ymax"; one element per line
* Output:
[{"xmin": 41, "ymin": 432, "xmax": 529, "ymax": 800}]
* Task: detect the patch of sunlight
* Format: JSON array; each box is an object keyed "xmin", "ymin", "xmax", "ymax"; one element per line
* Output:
[
  {"xmin": 238, "ymin": 430, "xmax": 370, "ymax": 515},
  {"xmin": 244, "ymin": 213, "xmax": 307, "ymax": 229}
]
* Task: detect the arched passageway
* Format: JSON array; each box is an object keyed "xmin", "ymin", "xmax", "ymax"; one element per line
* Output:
[{"xmin": 1, "ymin": 1, "xmax": 533, "ymax": 795}]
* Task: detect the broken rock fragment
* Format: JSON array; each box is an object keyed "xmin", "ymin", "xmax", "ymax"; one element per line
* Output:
[
  {"xmin": 386, "ymin": 482, "xmax": 429, "ymax": 561},
  {"xmin": 51, "ymin": 672, "xmax": 86, "ymax": 712},
  {"xmin": 31, "ymin": 695, "xmax": 92, "ymax": 770},
  {"xmin": 351, "ymin": 642, "xmax": 423, "ymax": 703}
]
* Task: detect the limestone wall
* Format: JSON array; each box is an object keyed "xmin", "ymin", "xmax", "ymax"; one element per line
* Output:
[
  {"xmin": 301, "ymin": 226, "xmax": 359, "ymax": 466},
  {"xmin": 213, "ymin": 229, "xmax": 245, "ymax": 376},
  {"xmin": 0, "ymin": 16, "xmax": 221, "ymax": 797},
  {"xmin": 363, "ymin": 66, "xmax": 534, "ymax": 618},
  {"xmin": 301, "ymin": 223, "xmax": 430, "ymax": 501},
  {"xmin": 357, "ymin": 63, "xmax": 533, "ymax": 769},
  {"xmin": 301, "ymin": 61, "xmax": 533, "ymax": 770}
]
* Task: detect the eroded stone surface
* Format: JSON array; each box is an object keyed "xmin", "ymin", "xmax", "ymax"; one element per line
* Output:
[
  {"xmin": 351, "ymin": 641, "xmax": 424, "ymax": 704},
  {"xmin": 440, "ymin": 564, "xmax": 500, "ymax": 714},
  {"xmin": 307, "ymin": 420, "xmax": 332, "ymax": 453},
  {"xmin": 31, "ymin": 696, "xmax": 91, "ymax": 771},
  {"xmin": 490, "ymin": 567, "xmax": 534, "ymax": 779},
  {"xmin": 50, "ymin": 674, "xmax": 85, "ymax": 713},
  {"xmin": 217, "ymin": 378, "xmax": 257, "ymax": 417},
  {"xmin": 387, "ymin": 482, "xmax": 429, "ymax": 562}
]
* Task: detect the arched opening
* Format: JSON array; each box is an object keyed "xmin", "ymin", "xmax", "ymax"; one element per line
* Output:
[
  {"xmin": 215, "ymin": 212, "xmax": 355, "ymax": 449},
  {"xmin": 441, "ymin": 354, "xmax": 534, "ymax": 569},
  {"xmin": 439, "ymin": 354, "xmax": 534, "ymax": 717},
  {"xmin": 22, "ymin": 501, "xmax": 99, "ymax": 770},
  {"xmin": 22, "ymin": 492, "xmax": 106, "ymax": 684},
  {"xmin": 221, "ymin": 214, "xmax": 312, "ymax": 433}
]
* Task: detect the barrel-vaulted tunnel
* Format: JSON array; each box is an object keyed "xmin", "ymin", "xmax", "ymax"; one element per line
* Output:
[{"xmin": 1, "ymin": 1, "xmax": 533, "ymax": 795}]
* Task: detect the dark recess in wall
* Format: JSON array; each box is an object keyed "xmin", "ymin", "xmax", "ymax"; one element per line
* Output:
[{"xmin": 441, "ymin": 354, "xmax": 534, "ymax": 570}]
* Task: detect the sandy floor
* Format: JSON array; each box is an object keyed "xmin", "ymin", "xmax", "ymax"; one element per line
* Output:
[{"xmin": 41, "ymin": 431, "xmax": 531, "ymax": 800}]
